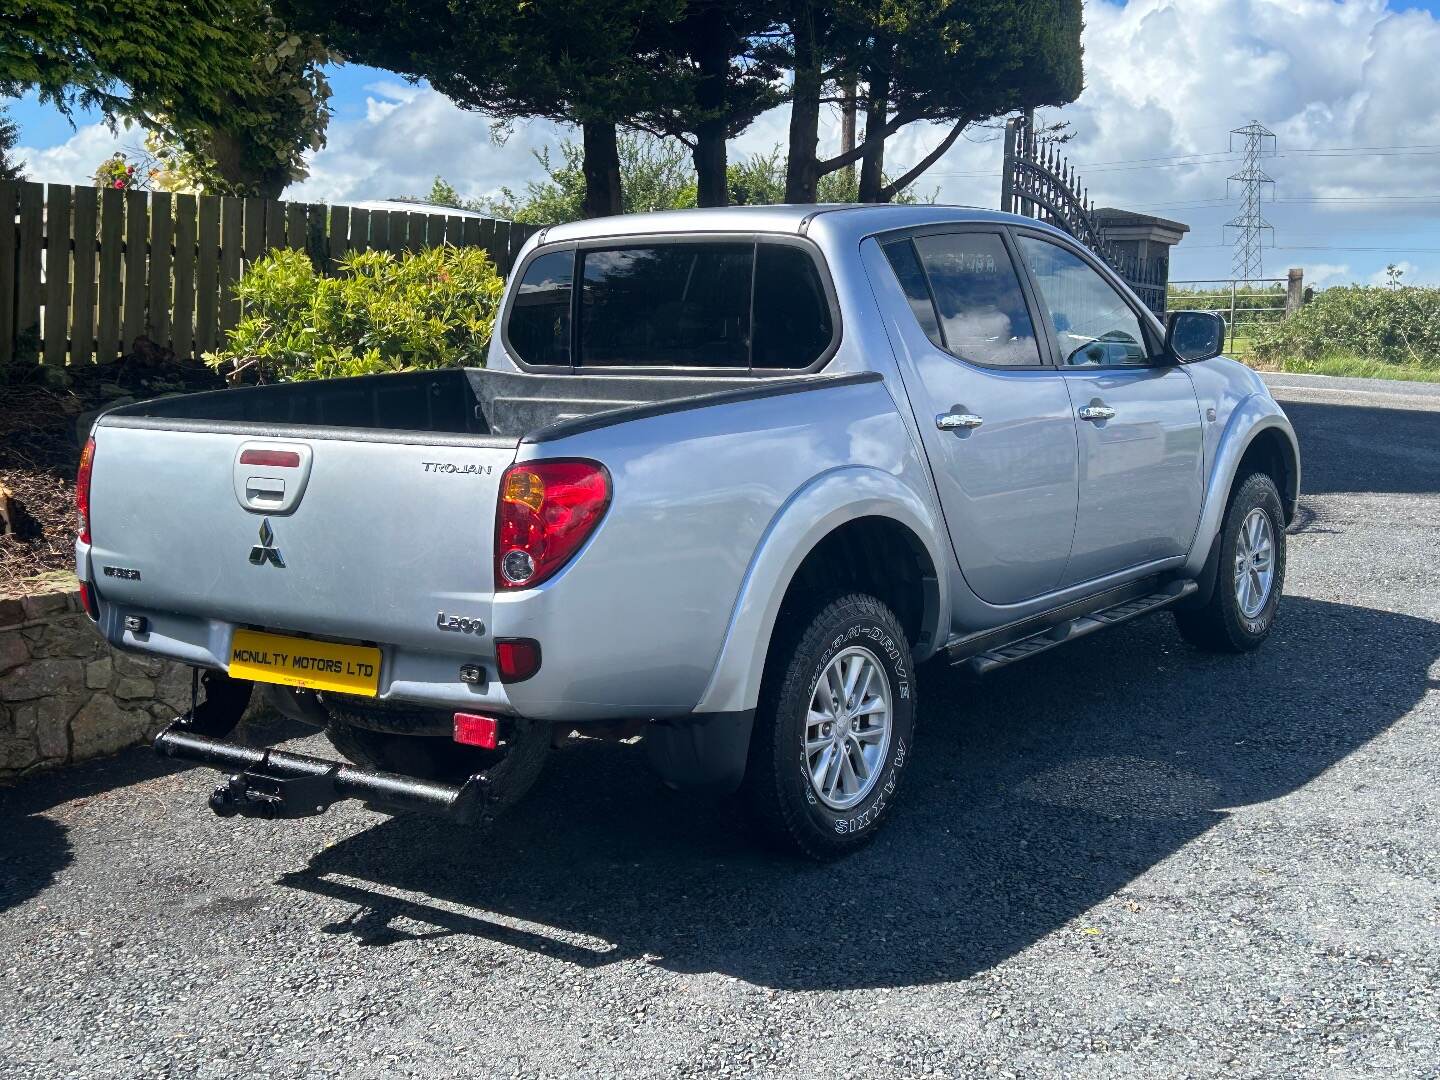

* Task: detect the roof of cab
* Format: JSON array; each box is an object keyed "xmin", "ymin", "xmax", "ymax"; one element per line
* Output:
[{"xmin": 534, "ymin": 203, "xmax": 1069, "ymax": 246}]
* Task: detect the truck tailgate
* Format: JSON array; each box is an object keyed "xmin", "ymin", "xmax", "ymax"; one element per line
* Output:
[{"xmin": 86, "ymin": 424, "xmax": 516, "ymax": 654}]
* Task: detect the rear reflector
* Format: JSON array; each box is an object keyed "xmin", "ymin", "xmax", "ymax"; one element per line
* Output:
[
  {"xmin": 495, "ymin": 638, "xmax": 542, "ymax": 683},
  {"xmin": 239, "ymin": 449, "xmax": 301, "ymax": 468},
  {"xmin": 453, "ymin": 713, "xmax": 499, "ymax": 750}
]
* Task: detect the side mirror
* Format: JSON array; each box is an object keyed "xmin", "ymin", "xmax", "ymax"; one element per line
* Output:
[{"xmin": 1164, "ymin": 310, "xmax": 1226, "ymax": 363}]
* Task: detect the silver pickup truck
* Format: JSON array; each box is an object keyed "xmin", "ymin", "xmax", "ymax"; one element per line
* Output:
[{"xmin": 78, "ymin": 205, "xmax": 1299, "ymax": 859}]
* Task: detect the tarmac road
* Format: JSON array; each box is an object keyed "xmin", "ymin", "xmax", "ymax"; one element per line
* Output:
[{"xmin": 2, "ymin": 374, "xmax": 1437, "ymax": 1078}]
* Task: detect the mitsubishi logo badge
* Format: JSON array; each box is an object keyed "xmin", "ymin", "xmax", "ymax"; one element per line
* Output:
[{"xmin": 248, "ymin": 518, "xmax": 286, "ymax": 568}]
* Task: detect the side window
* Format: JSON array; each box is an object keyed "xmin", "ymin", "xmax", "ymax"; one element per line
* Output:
[
  {"xmin": 507, "ymin": 250, "xmax": 573, "ymax": 367},
  {"xmin": 752, "ymin": 244, "xmax": 834, "ymax": 369},
  {"xmin": 1017, "ymin": 236, "xmax": 1149, "ymax": 367},
  {"xmin": 882, "ymin": 239, "xmax": 945, "ymax": 350},
  {"xmin": 913, "ymin": 233, "xmax": 1043, "ymax": 367}
]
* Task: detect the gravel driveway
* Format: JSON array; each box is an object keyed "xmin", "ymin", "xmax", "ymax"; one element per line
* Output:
[{"xmin": 2, "ymin": 375, "xmax": 1437, "ymax": 1079}]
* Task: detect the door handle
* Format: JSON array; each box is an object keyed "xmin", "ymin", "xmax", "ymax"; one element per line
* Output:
[
  {"xmin": 936, "ymin": 412, "xmax": 984, "ymax": 431},
  {"xmin": 1078, "ymin": 404, "xmax": 1116, "ymax": 422}
]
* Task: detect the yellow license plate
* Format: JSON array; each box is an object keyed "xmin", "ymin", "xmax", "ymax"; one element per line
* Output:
[{"xmin": 228, "ymin": 629, "xmax": 381, "ymax": 696}]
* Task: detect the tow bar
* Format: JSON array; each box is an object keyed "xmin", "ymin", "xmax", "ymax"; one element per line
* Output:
[
  {"xmin": 152, "ymin": 670, "xmax": 491, "ymax": 824},
  {"xmin": 154, "ymin": 722, "xmax": 492, "ymax": 824}
]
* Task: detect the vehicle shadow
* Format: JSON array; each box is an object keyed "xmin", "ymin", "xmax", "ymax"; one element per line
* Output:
[
  {"xmin": 278, "ymin": 595, "xmax": 1438, "ymax": 990},
  {"xmin": 1281, "ymin": 400, "xmax": 1440, "ymax": 496},
  {"xmin": 0, "ymin": 709, "xmax": 303, "ymax": 915}
]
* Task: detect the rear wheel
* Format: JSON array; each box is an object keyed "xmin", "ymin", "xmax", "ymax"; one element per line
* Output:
[
  {"xmin": 1175, "ymin": 471, "xmax": 1286, "ymax": 653},
  {"xmin": 741, "ymin": 593, "xmax": 916, "ymax": 860},
  {"xmin": 322, "ymin": 698, "xmax": 549, "ymax": 813}
]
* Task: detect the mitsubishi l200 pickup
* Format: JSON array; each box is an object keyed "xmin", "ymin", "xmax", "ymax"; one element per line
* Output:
[{"xmin": 78, "ymin": 205, "xmax": 1299, "ymax": 859}]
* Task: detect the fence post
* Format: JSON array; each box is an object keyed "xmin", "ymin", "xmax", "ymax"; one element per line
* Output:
[
  {"xmin": 1285, "ymin": 268, "xmax": 1304, "ymax": 318},
  {"xmin": 1000, "ymin": 118, "xmax": 1016, "ymax": 215},
  {"xmin": 1229, "ymin": 282, "xmax": 1237, "ymax": 332}
]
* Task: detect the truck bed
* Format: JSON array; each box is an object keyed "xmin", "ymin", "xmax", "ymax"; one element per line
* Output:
[{"xmin": 102, "ymin": 367, "xmax": 766, "ymax": 443}]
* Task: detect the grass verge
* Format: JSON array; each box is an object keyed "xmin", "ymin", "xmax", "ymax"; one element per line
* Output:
[{"xmin": 1249, "ymin": 351, "xmax": 1440, "ymax": 384}]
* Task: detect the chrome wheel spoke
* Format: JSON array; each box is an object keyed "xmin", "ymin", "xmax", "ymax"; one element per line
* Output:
[
  {"xmin": 803, "ymin": 646, "xmax": 893, "ymax": 811},
  {"xmin": 1235, "ymin": 508, "xmax": 1276, "ymax": 618},
  {"xmin": 853, "ymin": 722, "xmax": 886, "ymax": 743}
]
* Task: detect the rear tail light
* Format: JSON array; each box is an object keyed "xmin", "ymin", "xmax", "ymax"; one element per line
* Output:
[
  {"xmin": 78, "ymin": 581, "xmax": 99, "ymax": 620},
  {"xmin": 76, "ymin": 436, "xmax": 96, "ymax": 543},
  {"xmin": 495, "ymin": 459, "xmax": 610, "ymax": 589},
  {"xmin": 494, "ymin": 638, "xmax": 542, "ymax": 683}
]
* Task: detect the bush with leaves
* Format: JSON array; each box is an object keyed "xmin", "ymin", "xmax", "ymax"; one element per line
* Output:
[
  {"xmin": 1252, "ymin": 284, "xmax": 1440, "ymax": 369},
  {"xmin": 205, "ymin": 246, "xmax": 505, "ymax": 382}
]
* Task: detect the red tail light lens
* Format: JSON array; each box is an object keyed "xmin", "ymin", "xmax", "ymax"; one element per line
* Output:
[
  {"xmin": 494, "ymin": 638, "xmax": 542, "ymax": 683},
  {"xmin": 76, "ymin": 436, "xmax": 96, "ymax": 544},
  {"xmin": 239, "ymin": 449, "xmax": 300, "ymax": 468},
  {"xmin": 495, "ymin": 459, "xmax": 610, "ymax": 589}
]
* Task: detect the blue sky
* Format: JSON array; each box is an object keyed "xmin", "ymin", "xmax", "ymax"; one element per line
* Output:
[{"xmin": 11, "ymin": 0, "xmax": 1440, "ymax": 286}]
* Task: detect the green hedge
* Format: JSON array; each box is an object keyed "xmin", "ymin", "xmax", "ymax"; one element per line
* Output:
[
  {"xmin": 206, "ymin": 246, "xmax": 505, "ymax": 382},
  {"xmin": 1252, "ymin": 285, "xmax": 1440, "ymax": 369}
]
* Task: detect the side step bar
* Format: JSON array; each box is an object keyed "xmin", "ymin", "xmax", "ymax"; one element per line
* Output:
[
  {"xmin": 154, "ymin": 720, "xmax": 491, "ymax": 825},
  {"xmin": 955, "ymin": 579, "xmax": 1198, "ymax": 676}
]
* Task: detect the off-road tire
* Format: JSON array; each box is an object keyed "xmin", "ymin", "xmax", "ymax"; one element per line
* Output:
[
  {"xmin": 741, "ymin": 592, "xmax": 916, "ymax": 860},
  {"xmin": 1175, "ymin": 470, "xmax": 1287, "ymax": 653},
  {"xmin": 323, "ymin": 702, "xmax": 549, "ymax": 814}
]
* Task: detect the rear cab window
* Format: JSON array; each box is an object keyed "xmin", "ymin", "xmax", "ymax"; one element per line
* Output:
[
  {"xmin": 505, "ymin": 239, "xmax": 836, "ymax": 373},
  {"xmin": 883, "ymin": 232, "xmax": 1043, "ymax": 368}
]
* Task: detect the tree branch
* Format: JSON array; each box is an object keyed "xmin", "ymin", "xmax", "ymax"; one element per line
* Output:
[
  {"xmin": 879, "ymin": 117, "xmax": 971, "ymax": 199},
  {"xmin": 815, "ymin": 110, "xmax": 912, "ymax": 175}
]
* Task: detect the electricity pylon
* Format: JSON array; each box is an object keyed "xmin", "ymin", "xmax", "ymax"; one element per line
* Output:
[{"xmin": 1224, "ymin": 121, "xmax": 1276, "ymax": 284}]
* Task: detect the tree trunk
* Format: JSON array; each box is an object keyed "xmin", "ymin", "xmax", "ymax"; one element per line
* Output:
[
  {"xmin": 858, "ymin": 73, "xmax": 889, "ymax": 203},
  {"xmin": 784, "ymin": 5, "xmax": 821, "ymax": 203},
  {"xmin": 839, "ymin": 78, "xmax": 857, "ymax": 191},
  {"xmin": 694, "ymin": 125, "xmax": 728, "ymax": 207},
  {"xmin": 208, "ymin": 127, "xmax": 287, "ymax": 199},
  {"xmin": 581, "ymin": 120, "xmax": 623, "ymax": 218},
  {"xmin": 692, "ymin": 7, "xmax": 730, "ymax": 207}
]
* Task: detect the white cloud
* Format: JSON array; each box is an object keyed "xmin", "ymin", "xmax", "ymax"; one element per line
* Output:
[
  {"xmin": 287, "ymin": 85, "xmax": 570, "ymax": 205},
  {"xmin": 1302, "ymin": 262, "xmax": 1352, "ymax": 287},
  {"xmin": 14, "ymin": 121, "xmax": 135, "ymax": 185}
]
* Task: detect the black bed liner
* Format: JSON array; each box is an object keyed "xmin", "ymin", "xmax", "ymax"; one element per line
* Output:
[{"xmin": 97, "ymin": 367, "xmax": 879, "ymax": 445}]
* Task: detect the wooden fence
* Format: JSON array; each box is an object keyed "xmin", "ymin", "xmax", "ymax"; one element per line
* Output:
[{"xmin": 0, "ymin": 181, "xmax": 540, "ymax": 367}]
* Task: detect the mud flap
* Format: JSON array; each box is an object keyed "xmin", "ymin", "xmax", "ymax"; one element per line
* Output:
[{"xmin": 645, "ymin": 710, "xmax": 755, "ymax": 794}]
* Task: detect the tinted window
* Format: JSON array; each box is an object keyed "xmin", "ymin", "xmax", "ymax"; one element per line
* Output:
[
  {"xmin": 1018, "ymin": 236, "xmax": 1149, "ymax": 367},
  {"xmin": 507, "ymin": 250, "xmax": 573, "ymax": 367},
  {"xmin": 752, "ymin": 244, "xmax": 833, "ymax": 369},
  {"xmin": 580, "ymin": 244, "xmax": 752, "ymax": 368},
  {"xmin": 912, "ymin": 233, "xmax": 1042, "ymax": 367},
  {"xmin": 882, "ymin": 240, "xmax": 945, "ymax": 349}
]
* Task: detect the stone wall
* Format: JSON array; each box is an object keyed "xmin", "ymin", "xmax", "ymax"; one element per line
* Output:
[{"xmin": 0, "ymin": 578, "xmax": 193, "ymax": 780}]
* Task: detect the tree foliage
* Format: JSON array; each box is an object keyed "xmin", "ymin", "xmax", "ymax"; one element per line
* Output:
[
  {"xmin": 1253, "ymin": 284, "xmax": 1440, "ymax": 370},
  {"xmin": 0, "ymin": 106, "xmax": 23, "ymax": 181},
  {"xmin": 2, "ymin": 0, "xmax": 331, "ymax": 196}
]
